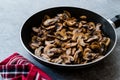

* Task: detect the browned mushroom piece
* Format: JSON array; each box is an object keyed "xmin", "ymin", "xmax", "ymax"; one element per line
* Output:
[
  {"xmin": 30, "ymin": 42, "xmax": 39, "ymax": 49},
  {"xmin": 35, "ymin": 46, "xmax": 44, "ymax": 57},
  {"xmin": 77, "ymin": 35, "xmax": 86, "ymax": 47},
  {"xmin": 55, "ymin": 29, "xmax": 68, "ymax": 40},
  {"xmin": 96, "ymin": 23, "xmax": 102, "ymax": 31},
  {"xmin": 88, "ymin": 22, "xmax": 96, "ymax": 30},
  {"xmin": 47, "ymin": 48, "xmax": 62, "ymax": 57},
  {"xmin": 90, "ymin": 42, "xmax": 101, "ymax": 52},
  {"xmin": 61, "ymin": 55, "xmax": 74, "ymax": 64},
  {"xmin": 43, "ymin": 44, "xmax": 55, "ymax": 54},
  {"xmin": 74, "ymin": 49, "xmax": 82, "ymax": 63},
  {"xmin": 64, "ymin": 42, "xmax": 77, "ymax": 48},
  {"xmin": 71, "ymin": 48, "xmax": 76, "ymax": 56},
  {"xmin": 83, "ymin": 48, "xmax": 92, "ymax": 60},
  {"xmin": 57, "ymin": 10, "xmax": 71, "ymax": 20},
  {"xmin": 78, "ymin": 22, "xmax": 83, "ymax": 28},
  {"xmin": 72, "ymin": 29, "xmax": 83, "ymax": 41},
  {"xmin": 56, "ymin": 23, "xmax": 63, "ymax": 31},
  {"xmin": 66, "ymin": 18, "xmax": 77, "ymax": 26},
  {"xmin": 41, "ymin": 54, "xmax": 51, "ymax": 61},
  {"xmin": 45, "ymin": 25, "xmax": 55, "ymax": 30},
  {"xmin": 80, "ymin": 15, "xmax": 87, "ymax": 19},
  {"xmin": 43, "ymin": 18, "xmax": 58, "ymax": 26},
  {"xmin": 103, "ymin": 37, "xmax": 111, "ymax": 46},
  {"xmin": 51, "ymin": 56, "xmax": 63, "ymax": 64},
  {"xmin": 66, "ymin": 48, "xmax": 72, "ymax": 55},
  {"xmin": 86, "ymin": 35, "xmax": 99, "ymax": 42},
  {"xmin": 32, "ymin": 27, "xmax": 40, "ymax": 33},
  {"xmin": 63, "ymin": 10, "xmax": 71, "ymax": 18}
]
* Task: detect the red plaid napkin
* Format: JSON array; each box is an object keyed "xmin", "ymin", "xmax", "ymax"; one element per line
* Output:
[{"xmin": 0, "ymin": 53, "xmax": 52, "ymax": 80}]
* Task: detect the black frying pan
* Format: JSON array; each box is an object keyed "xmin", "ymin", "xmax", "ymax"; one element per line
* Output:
[{"xmin": 21, "ymin": 7, "xmax": 120, "ymax": 68}]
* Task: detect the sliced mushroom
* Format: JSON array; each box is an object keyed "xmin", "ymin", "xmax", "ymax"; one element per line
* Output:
[
  {"xmin": 45, "ymin": 40, "xmax": 54, "ymax": 45},
  {"xmin": 96, "ymin": 23, "xmax": 102, "ymax": 31},
  {"xmin": 56, "ymin": 23, "xmax": 63, "ymax": 31},
  {"xmin": 32, "ymin": 27, "xmax": 40, "ymax": 33},
  {"xmin": 30, "ymin": 42, "xmax": 39, "ymax": 49},
  {"xmin": 51, "ymin": 56, "xmax": 63, "ymax": 64},
  {"xmin": 35, "ymin": 46, "xmax": 44, "ymax": 57},
  {"xmin": 45, "ymin": 25, "xmax": 55, "ymax": 30},
  {"xmin": 43, "ymin": 18, "xmax": 58, "ymax": 26},
  {"xmin": 77, "ymin": 35, "xmax": 86, "ymax": 47},
  {"xmin": 61, "ymin": 55, "xmax": 74, "ymax": 64},
  {"xmin": 64, "ymin": 42, "xmax": 77, "ymax": 48},
  {"xmin": 104, "ymin": 37, "xmax": 111, "ymax": 46},
  {"xmin": 88, "ymin": 22, "xmax": 96, "ymax": 30},
  {"xmin": 41, "ymin": 54, "xmax": 51, "ymax": 61},
  {"xmin": 83, "ymin": 48, "xmax": 91, "ymax": 60},
  {"xmin": 72, "ymin": 29, "xmax": 83, "ymax": 41},
  {"xmin": 44, "ymin": 44, "xmax": 55, "ymax": 54},
  {"xmin": 55, "ymin": 29, "xmax": 67, "ymax": 40},
  {"xmin": 80, "ymin": 15, "xmax": 87, "ymax": 19},
  {"xmin": 71, "ymin": 48, "xmax": 76, "ymax": 56},
  {"xmin": 90, "ymin": 42, "xmax": 100, "ymax": 52},
  {"xmin": 66, "ymin": 48, "xmax": 72, "ymax": 55},
  {"xmin": 47, "ymin": 48, "xmax": 62, "ymax": 56},
  {"xmin": 86, "ymin": 35, "xmax": 98, "ymax": 42},
  {"xmin": 66, "ymin": 18, "xmax": 76, "ymax": 26},
  {"xmin": 74, "ymin": 49, "xmax": 82, "ymax": 63}
]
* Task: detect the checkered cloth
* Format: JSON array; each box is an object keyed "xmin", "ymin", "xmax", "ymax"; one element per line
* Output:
[{"xmin": 0, "ymin": 53, "xmax": 52, "ymax": 80}]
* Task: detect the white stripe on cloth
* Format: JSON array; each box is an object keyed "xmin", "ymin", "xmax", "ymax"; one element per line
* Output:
[
  {"xmin": 7, "ymin": 56, "xmax": 22, "ymax": 65},
  {"xmin": 35, "ymin": 72, "xmax": 40, "ymax": 80}
]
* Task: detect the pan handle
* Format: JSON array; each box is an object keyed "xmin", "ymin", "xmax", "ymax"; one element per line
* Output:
[{"xmin": 111, "ymin": 15, "xmax": 120, "ymax": 28}]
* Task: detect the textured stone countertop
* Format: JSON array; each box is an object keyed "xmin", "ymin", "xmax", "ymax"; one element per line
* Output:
[{"xmin": 0, "ymin": 0, "xmax": 120, "ymax": 80}]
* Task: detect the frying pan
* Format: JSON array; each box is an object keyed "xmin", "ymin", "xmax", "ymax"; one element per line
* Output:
[{"xmin": 20, "ymin": 7, "xmax": 120, "ymax": 68}]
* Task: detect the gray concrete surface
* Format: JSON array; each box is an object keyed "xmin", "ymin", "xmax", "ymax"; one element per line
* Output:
[{"xmin": 0, "ymin": 0, "xmax": 120, "ymax": 80}]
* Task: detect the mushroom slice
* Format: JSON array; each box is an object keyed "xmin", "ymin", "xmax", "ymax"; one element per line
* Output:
[
  {"xmin": 80, "ymin": 15, "xmax": 87, "ymax": 19},
  {"xmin": 74, "ymin": 49, "xmax": 82, "ymax": 63},
  {"xmin": 43, "ymin": 18, "xmax": 58, "ymax": 26},
  {"xmin": 47, "ymin": 48, "xmax": 62, "ymax": 57},
  {"xmin": 66, "ymin": 18, "xmax": 77, "ymax": 26},
  {"xmin": 41, "ymin": 54, "xmax": 51, "ymax": 61},
  {"xmin": 32, "ymin": 27, "xmax": 40, "ymax": 33},
  {"xmin": 57, "ymin": 10, "xmax": 71, "ymax": 20},
  {"xmin": 64, "ymin": 42, "xmax": 77, "ymax": 48},
  {"xmin": 78, "ymin": 22, "xmax": 83, "ymax": 28},
  {"xmin": 63, "ymin": 10, "xmax": 71, "ymax": 18},
  {"xmin": 88, "ymin": 22, "xmax": 96, "ymax": 30},
  {"xmin": 30, "ymin": 42, "xmax": 39, "ymax": 49},
  {"xmin": 55, "ymin": 29, "xmax": 67, "ymax": 40},
  {"xmin": 66, "ymin": 48, "xmax": 72, "ymax": 55},
  {"xmin": 77, "ymin": 35, "xmax": 86, "ymax": 47},
  {"xmin": 45, "ymin": 25, "xmax": 55, "ymax": 30},
  {"xmin": 45, "ymin": 40, "xmax": 54, "ymax": 45},
  {"xmin": 72, "ymin": 29, "xmax": 83, "ymax": 41},
  {"xmin": 56, "ymin": 23, "xmax": 63, "ymax": 31},
  {"xmin": 43, "ymin": 44, "xmax": 55, "ymax": 54},
  {"xmin": 96, "ymin": 23, "xmax": 102, "ymax": 31},
  {"xmin": 35, "ymin": 46, "xmax": 44, "ymax": 57},
  {"xmin": 83, "ymin": 48, "xmax": 91, "ymax": 60},
  {"xmin": 104, "ymin": 37, "xmax": 111, "ymax": 46},
  {"xmin": 51, "ymin": 56, "xmax": 63, "ymax": 64},
  {"xmin": 86, "ymin": 35, "xmax": 98, "ymax": 42},
  {"xmin": 71, "ymin": 48, "xmax": 76, "ymax": 56},
  {"xmin": 61, "ymin": 55, "xmax": 74, "ymax": 64},
  {"xmin": 90, "ymin": 42, "xmax": 100, "ymax": 52}
]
